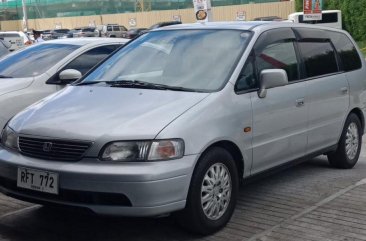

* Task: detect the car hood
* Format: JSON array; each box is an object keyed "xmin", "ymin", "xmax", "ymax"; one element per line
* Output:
[
  {"xmin": 10, "ymin": 86, "xmax": 210, "ymax": 141},
  {"xmin": 0, "ymin": 77, "xmax": 33, "ymax": 97}
]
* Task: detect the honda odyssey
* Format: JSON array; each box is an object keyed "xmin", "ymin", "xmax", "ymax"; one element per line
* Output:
[{"xmin": 0, "ymin": 22, "xmax": 365, "ymax": 234}]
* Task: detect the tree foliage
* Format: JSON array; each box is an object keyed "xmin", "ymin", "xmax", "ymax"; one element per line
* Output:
[{"xmin": 294, "ymin": 0, "xmax": 366, "ymax": 41}]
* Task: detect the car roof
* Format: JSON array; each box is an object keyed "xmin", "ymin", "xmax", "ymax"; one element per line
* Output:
[
  {"xmin": 157, "ymin": 21, "xmax": 345, "ymax": 33},
  {"xmin": 157, "ymin": 21, "xmax": 265, "ymax": 30},
  {"xmin": 41, "ymin": 37, "xmax": 130, "ymax": 46},
  {"xmin": 0, "ymin": 31, "xmax": 21, "ymax": 34}
]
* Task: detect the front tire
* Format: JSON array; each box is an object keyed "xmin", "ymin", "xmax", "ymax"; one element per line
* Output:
[
  {"xmin": 328, "ymin": 113, "xmax": 362, "ymax": 169},
  {"xmin": 177, "ymin": 147, "xmax": 239, "ymax": 234}
]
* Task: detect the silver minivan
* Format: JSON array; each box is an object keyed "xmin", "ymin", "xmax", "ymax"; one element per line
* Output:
[{"xmin": 0, "ymin": 22, "xmax": 365, "ymax": 234}]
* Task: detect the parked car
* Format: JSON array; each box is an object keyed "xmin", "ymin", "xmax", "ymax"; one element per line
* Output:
[
  {"xmin": 26, "ymin": 31, "xmax": 35, "ymax": 41},
  {"xmin": 49, "ymin": 29, "xmax": 70, "ymax": 39},
  {"xmin": 253, "ymin": 16, "xmax": 283, "ymax": 21},
  {"xmin": 0, "ymin": 22, "xmax": 365, "ymax": 235},
  {"xmin": 139, "ymin": 21, "xmax": 182, "ymax": 36},
  {"xmin": 73, "ymin": 27, "xmax": 97, "ymax": 38},
  {"xmin": 0, "ymin": 32, "xmax": 25, "ymax": 51},
  {"xmin": 94, "ymin": 25, "xmax": 104, "ymax": 37},
  {"xmin": 148, "ymin": 21, "xmax": 182, "ymax": 29},
  {"xmin": 17, "ymin": 31, "xmax": 32, "ymax": 44},
  {"xmin": 0, "ymin": 39, "xmax": 10, "ymax": 57},
  {"xmin": 0, "ymin": 37, "xmax": 127, "ymax": 130},
  {"xmin": 41, "ymin": 30, "xmax": 52, "ymax": 40},
  {"xmin": 62, "ymin": 28, "xmax": 82, "ymax": 38},
  {"xmin": 101, "ymin": 24, "xmax": 128, "ymax": 38},
  {"xmin": 123, "ymin": 28, "xmax": 147, "ymax": 39}
]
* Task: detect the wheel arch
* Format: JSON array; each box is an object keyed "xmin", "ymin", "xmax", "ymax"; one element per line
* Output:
[
  {"xmin": 198, "ymin": 140, "xmax": 245, "ymax": 181},
  {"xmin": 349, "ymin": 108, "xmax": 365, "ymax": 133}
]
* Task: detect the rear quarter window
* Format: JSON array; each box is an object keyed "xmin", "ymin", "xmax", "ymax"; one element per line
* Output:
[{"xmin": 329, "ymin": 32, "xmax": 362, "ymax": 72}]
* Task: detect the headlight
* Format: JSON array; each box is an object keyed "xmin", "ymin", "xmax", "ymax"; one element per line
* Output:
[
  {"xmin": 101, "ymin": 139, "xmax": 184, "ymax": 162},
  {"xmin": 0, "ymin": 126, "xmax": 18, "ymax": 150}
]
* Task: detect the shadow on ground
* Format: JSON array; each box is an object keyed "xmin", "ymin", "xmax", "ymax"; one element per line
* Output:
[{"xmin": 0, "ymin": 156, "xmax": 365, "ymax": 241}]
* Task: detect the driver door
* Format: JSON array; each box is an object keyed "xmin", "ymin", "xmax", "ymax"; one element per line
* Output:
[{"xmin": 249, "ymin": 28, "xmax": 309, "ymax": 174}]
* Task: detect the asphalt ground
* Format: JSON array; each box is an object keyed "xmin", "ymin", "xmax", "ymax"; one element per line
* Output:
[{"xmin": 0, "ymin": 138, "xmax": 366, "ymax": 240}]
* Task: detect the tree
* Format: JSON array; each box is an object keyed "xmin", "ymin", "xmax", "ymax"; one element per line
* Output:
[
  {"xmin": 294, "ymin": 0, "xmax": 366, "ymax": 41},
  {"xmin": 295, "ymin": 0, "xmax": 302, "ymax": 12}
]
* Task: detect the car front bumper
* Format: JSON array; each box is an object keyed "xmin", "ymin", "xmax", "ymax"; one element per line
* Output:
[{"xmin": 0, "ymin": 147, "xmax": 198, "ymax": 217}]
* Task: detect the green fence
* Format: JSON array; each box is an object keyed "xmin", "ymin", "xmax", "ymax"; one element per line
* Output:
[{"xmin": 0, "ymin": 0, "xmax": 280, "ymax": 20}]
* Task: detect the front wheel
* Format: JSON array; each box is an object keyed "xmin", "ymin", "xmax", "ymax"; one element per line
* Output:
[
  {"xmin": 328, "ymin": 113, "xmax": 362, "ymax": 169},
  {"xmin": 176, "ymin": 147, "xmax": 239, "ymax": 234}
]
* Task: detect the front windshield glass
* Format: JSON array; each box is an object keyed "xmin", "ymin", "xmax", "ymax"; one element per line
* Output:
[
  {"xmin": 0, "ymin": 43, "xmax": 80, "ymax": 78},
  {"xmin": 83, "ymin": 29, "xmax": 252, "ymax": 92}
]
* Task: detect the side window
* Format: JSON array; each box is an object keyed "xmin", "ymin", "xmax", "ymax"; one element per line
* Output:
[
  {"xmin": 255, "ymin": 40, "xmax": 299, "ymax": 82},
  {"xmin": 235, "ymin": 56, "xmax": 256, "ymax": 92},
  {"xmin": 298, "ymin": 41, "xmax": 339, "ymax": 78},
  {"xmin": 330, "ymin": 32, "xmax": 362, "ymax": 72},
  {"xmin": 113, "ymin": 26, "xmax": 120, "ymax": 31},
  {"xmin": 62, "ymin": 45, "xmax": 120, "ymax": 75},
  {"xmin": 107, "ymin": 26, "xmax": 113, "ymax": 31}
]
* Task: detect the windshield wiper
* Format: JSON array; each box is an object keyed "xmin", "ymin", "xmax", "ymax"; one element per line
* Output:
[
  {"xmin": 0, "ymin": 75, "xmax": 13, "ymax": 78},
  {"xmin": 74, "ymin": 80, "xmax": 108, "ymax": 86},
  {"xmin": 110, "ymin": 80, "xmax": 201, "ymax": 92},
  {"xmin": 109, "ymin": 80, "xmax": 167, "ymax": 90}
]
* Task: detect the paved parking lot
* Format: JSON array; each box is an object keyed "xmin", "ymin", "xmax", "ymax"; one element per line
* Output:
[{"xmin": 1, "ymin": 139, "xmax": 366, "ymax": 241}]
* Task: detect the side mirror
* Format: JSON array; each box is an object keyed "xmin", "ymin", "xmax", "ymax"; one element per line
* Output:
[
  {"xmin": 58, "ymin": 69, "xmax": 82, "ymax": 84},
  {"xmin": 258, "ymin": 69, "xmax": 288, "ymax": 98}
]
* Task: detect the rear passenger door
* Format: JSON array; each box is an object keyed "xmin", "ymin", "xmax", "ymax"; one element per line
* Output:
[
  {"xmin": 294, "ymin": 28, "xmax": 350, "ymax": 154},
  {"xmin": 249, "ymin": 28, "xmax": 309, "ymax": 174}
]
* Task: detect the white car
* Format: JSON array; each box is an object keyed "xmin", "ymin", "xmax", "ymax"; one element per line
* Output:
[
  {"xmin": 0, "ymin": 38, "xmax": 128, "ymax": 129},
  {"xmin": 0, "ymin": 31, "xmax": 25, "ymax": 51}
]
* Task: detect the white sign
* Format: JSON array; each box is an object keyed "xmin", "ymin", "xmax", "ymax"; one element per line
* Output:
[
  {"xmin": 236, "ymin": 11, "xmax": 246, "ymax": 21},
  {"xmin": 129, "ymin": 18, "xmax": 137, "ymax": 27},
  {"xmin": 173, "ymin": 15, "xmax": 181, "ymax": 22},
  {"xmin": 55, "ymin": 23, "xmax": 62, "ymax": 29},
  {"xmin": 303, "ymin": 14, "xmax": 322, "ymax": 21},
  {"xmin": 88, "ymin": 20, "xmax": 96, "ymax": 27},
  {"xmin": 193, "ymin": 0, "xmax": 212, "ymax": 22}
]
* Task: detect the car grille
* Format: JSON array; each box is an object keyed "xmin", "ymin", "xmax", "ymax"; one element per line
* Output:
[{"xmin": 18, "ymin": 136, "xmax": 92, "ymax": 161}]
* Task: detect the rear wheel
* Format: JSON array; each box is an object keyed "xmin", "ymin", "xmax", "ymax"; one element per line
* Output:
[
  {"xmin": 176, "ymin": 147, "xmax": 239, "ymax": 234},
  {"xmin": 328, "ymin": 113, "xmax": 362, "ymax": 169}
]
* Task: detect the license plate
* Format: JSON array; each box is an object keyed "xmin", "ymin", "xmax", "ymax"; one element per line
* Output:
[{"xmin": 17, "ymin": 167, "xmax": 59, "ymax": 195}]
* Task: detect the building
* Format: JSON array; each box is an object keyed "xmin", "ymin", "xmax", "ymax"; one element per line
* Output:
[{"xmin": 0, "ymin": 0, "xmax": 294, "ymax": 30}]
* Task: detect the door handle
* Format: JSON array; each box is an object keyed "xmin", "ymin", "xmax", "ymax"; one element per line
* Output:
[
  {"xmin": 296, "ymin": 98, "xmax": 305, "ymax": 107},
  {"xmin": 341, "ymin": 87, "xmax": 348, "ymax": 94}
]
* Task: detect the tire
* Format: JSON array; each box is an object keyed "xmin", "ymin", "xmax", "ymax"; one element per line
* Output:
[
  {"xmin": 176, "ymin": 147, "xmax": 239, "ymax": 234},
  {"xmin": 328, "ymin": 113, "xmax": 362, "ymax": 169}
]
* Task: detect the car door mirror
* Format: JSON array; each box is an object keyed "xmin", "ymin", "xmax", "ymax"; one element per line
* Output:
[
  {"xmin": 258, "ymin": 69, "xmax": 288, "ymax": 98},
  {"xmin": 58, "ymin": 69, "xmax": 82, "ymax": 84}
]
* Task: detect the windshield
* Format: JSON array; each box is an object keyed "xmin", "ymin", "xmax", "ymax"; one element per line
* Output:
[
  {"xmin": 0, "ymin": 43, "xmax": 80, "ymax": 78},
  {"xmin": 83, "ymin": 29, "xmax": 252, "ymax": 92}
]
